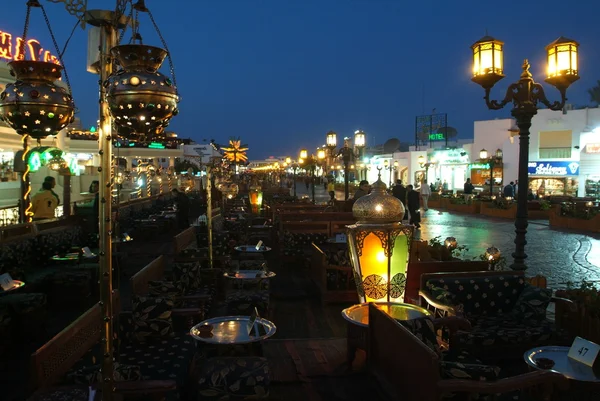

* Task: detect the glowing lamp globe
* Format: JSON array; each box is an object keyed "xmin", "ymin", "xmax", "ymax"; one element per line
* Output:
[
  {"xmin": 0, "ymin": 61, "xmax": 75, "ymax": 139},
  {"xmin": 471, "ymin": 35, "xmax": 505, "ymax": 89},
  {"xmin": 107, "ymin": 45, "xmax": 179, "ymax": 138},
  {"xmin": 347, "ymin": 176, "xmax": 413, "ymax": 303},
  {"xmin": 249, "ymin": 183, "xmax": 263, "ymax": 213},
  {"xmin": 545, "ymin": 36, "xmax": 580, "ymax": 90}
]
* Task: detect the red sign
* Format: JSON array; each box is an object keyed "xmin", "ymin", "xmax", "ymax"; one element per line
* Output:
[
  {"xmin": 586, "ymin": 144, "xmax": 600, "ymax": 154},
  {"xmin": 0, "ymin": 29, "xmax": 59, "ymax": 64}
]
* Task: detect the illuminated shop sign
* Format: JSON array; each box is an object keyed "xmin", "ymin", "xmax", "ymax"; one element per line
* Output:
[
  {"xmin": 429, "ymin": 132, "xmax": 445, "ymax": 141},
  {"xmin": 0, "ymin": 29, "xmax": 60, "ymax": 64},
  {"xmin": 469, "ymin": 163, "xmax": 490, "ymax": 170},
  {"xmin": 432, "ymin": 148, "xmax": 469, "ymax": 164},
  {"xmin": 586, "ymin": 144, "xmax": 600, "ymax": 154},
  {"xmin": 528, "ymin": 161, "xmax": 579, "ymax": 176}
]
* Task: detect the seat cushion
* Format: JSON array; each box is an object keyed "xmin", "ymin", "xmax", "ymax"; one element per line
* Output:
[
  {"xmin": 511, "ymin": 284, "xmax": 552, "ymax": 320},
  {"xmin": 194, "ymin": 357, "xmax": 270, "ymax": 400},
  {"xmin": 67, "ymin": 362, "xmax": 141, "ymax": 385},
  {"xmin": 131, "ymin": 296, "xmax": 174, "ymax": 341},
  {"xmin": 455, "ymin": 315, "xmax": 560, "ymax": 348},
  {"xmin": 118, "ymin": 334, "xmax": 195, "ymax": 383},
  {"xmin": 225, "ymin": 290, "xmax": 269, "ymax": 316}
]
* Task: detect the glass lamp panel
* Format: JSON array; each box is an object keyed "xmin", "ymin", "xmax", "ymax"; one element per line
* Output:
[
  {"xmin": 547, "ymin": 47, "xmax": 557, "ymax": 78},
  {"xmin": 480, "ymin": 149, "xmax": 488, "ymax": 159},
  {"xmin": 356, "ymin": 232, "xmax": 388, "ymax": 303},
  {"xmin": 493, "ymin": 43, "xmax": 503, "ymax": 73},
  {"xmin": 556, "ymin": 44, "xmax": 571, "ymax": 75},
  {"xmin": 354, "ymin": 132, "xmax": 365, "ymax": 147},
  {"xmin": 473, "ymin": 46, "xmax": 480, "ymax": 76},
  {"xmin": 249, "ymin": 192, "xmax": 258, "ymax": 205},
  {"xmin": 257, "ymin": 192, "xmax": 263, "ymax": 205},
  {"xmin": 327, "ymin": 132, "xmax": 337, "ymax": 147},
  {"xmin": 388, "ymin": 231, "xmax": 409, "ymax": 302},
  {"xmin": 570, "ymin": 46, "xmax": 578, "ymax": 72},
  {"xmin": 300, "ymin": 149, "xmax": 308, "ymax": 159}
]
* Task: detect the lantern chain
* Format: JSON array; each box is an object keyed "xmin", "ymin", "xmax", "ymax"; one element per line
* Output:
[
  {"xmin": 39, "ymin": 3, "xmax": 74, "ymax": 102},
  {"xmin": 146, "ymin": 8, "xmax": 178, "ymax": 97},
  {"xmin": 117, "ymin": 3, "xmax": 135, "ymax": 45},
  {"xmin": 21, "ymin": 2, "xmax": 34, "ymax": 49}
]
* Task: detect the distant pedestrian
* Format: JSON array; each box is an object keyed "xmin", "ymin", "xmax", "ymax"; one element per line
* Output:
[
  {"xmin": 503, "ymin": 182, "xmax": 515, "ymax": 198},
  {"xmin": 419, "ymin": 180, "xmax": 431, "ymax": 211},
  {"xmin": 353, "ymin": 180, "xmax": 370, "ymax": 200},
  {"xmin": 392, "ymin": 180, "xmax": 408, "ymax": 220},
  {"xmin": 172, "ymin": 188, "xmax": 190, "ymax": 229},
  {"xmin": 463, "ymin": 178, "xmax": 475, "ymax": 203},
  {"xmin": 406, "ymin": 185, "xmax": 421, "ymax": 228},
  {"xmin": 327, "ymin": 179, "xmax": 335, "ymax": 203}
]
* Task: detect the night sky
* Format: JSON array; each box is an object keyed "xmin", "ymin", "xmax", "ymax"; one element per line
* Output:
[{"xmin": 3, "ymin": 0, "xmax": 600, "ymax": 159}]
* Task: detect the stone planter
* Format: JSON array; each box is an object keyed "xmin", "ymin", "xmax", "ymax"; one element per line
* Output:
[
  {"xmin": 479, "ymin": 203, "xmax": 516, "ymax": 219},
  {"xmin": 428, "ymin": 197, "xmax": 449, "ymax": 209},
  {"xmin": 446, "ymin": 201, "xmax": 481, "ymax": 214},
  {"xmin": 549, "ymin": 206, "xmax": 600, "ymax": 233}
]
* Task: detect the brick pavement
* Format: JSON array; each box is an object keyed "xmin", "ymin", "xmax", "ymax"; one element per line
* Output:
[{"xmin": 294, "ymin": 183, "xmax": 600, "ymax": 289}]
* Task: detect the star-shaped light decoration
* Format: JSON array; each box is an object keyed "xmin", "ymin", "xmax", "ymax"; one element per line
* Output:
[
  {"xmin": 35, "ymin": 120, "xmax": 41, "ymax": 124},
  {"xmin": 24, "ymin": 111, "xmax": 30, "ymax": 116},
  {"xmin": 222, "ymin": 138, "xmax": 249, "ymax": 164}
]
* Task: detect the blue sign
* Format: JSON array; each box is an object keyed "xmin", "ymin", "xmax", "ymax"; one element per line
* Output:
[{"xmin": 528, "ymin": 161, "xmax": 580, "ymax": 176}]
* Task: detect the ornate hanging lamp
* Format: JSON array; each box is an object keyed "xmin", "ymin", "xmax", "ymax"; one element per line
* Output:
[
  {"xmin": 106, "ymin": 1, "xmax": 179, "ymax": 139},
  {"xmin": 347, "ymin": 170, "xmax": 413, "ymax": 303},
  {"xmin": 0, "ymin": 1, "xmax": 75, "ymax": 140}
]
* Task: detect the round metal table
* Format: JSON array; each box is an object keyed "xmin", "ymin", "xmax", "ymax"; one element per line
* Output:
[
  {"xmin": 224, "ymin": 270, "xmax": 276, "ymax": 280},
  {"xmin": 190, "ymin": 315, "xmax": 276, "ymax": 345},
  {"xmin": 341, "ymin": 302, "xmax": 431, "ymax": 366},
  {"xmin": 525, "ymin": 346, "xmax": 600, "ymax": 382}
]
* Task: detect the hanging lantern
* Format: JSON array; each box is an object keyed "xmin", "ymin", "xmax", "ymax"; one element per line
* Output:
[
  {"xmin": 347, "ymin": 174, "xmax": 413, "ymax": 303},
  {"xmin": 249, "ymin": 183, "xmax": 263, "ymax": 214},
  {"xmin": 107, "ymin": 44, "xmax": 179, "ymax": 139},
  {"xmin": 0, "ymin": 61, "xmax": 75, "ymax": 139},
  {"xmin": 219, "ymin": 183, "xmax": 239, "ymax": 200},
  {"xmin": 444, "ymin": 237, "xmax": 458, "ymax": 250}
]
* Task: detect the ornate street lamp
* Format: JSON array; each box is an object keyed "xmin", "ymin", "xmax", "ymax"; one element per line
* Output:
[
  {"xmin": 471, "ymin": 34, "xmax": 579, "ymax": 271},
  {"xmin": 354, "ymin": 130, "xmax": 366, "ymax": 158},
  {"xmin": 479, "ymin": 148, "xmax": 503, "ymax": 196},
  {"xmin": 347, "ymin": 172, "xmax": 413, "ymax": 303},
  {"xmin": 383, "ymin": 159, "xmax": 398, "ymax": 188}
]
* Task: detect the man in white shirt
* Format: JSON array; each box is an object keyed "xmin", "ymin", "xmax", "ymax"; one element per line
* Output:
[{"xmin": 419, "ymin": 180, "xmax": 431, "ymax": 211}]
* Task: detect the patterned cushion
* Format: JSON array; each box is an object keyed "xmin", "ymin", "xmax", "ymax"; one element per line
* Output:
[
  {"xmin": 440, "ymin": 360, "xmax": 501, "ymax": 381},
  {"xmin": 511, "ymin": 284, "xmax": 552, "ymax": 320},
  {"xmin": 398, "ymin": 316, "xmax": 440, "ymax": 355},
  {"xmin": 131, "ymin": 296, "xmax": 174, "ymax": 341},
  {"xmin": 455, "ymin": 315, "xmax": 560, "ymax": 348},
  {"xmin": 118, "ymin": 334, "xmax": 194, "ymax": 384},
  {"xmin": 324, "ymin": 248, "xmax": 350, "ymax": 266},
  {"xmin": 424, "ymin": 285, "xmax": 456, "ymax": 305},
  {"xmin": 225, "ymin": 290, "xmax": 269, "ymax": 316},
  {"xmin": 172, "ymin": 262, "xmax": 201, "ymax": 291},
  {"xmin": 425, "ymin": 275, "xmax": 525, "ymax": 317},
  {"xmin": 32, "ymin": 387, "xmax": 91, "ymax": 401},
  {"xmin": 68, "ymin": 362, "xmax": 141, "ymax": 385},
  {"xmin": 195, "ymin": 357, "xmax": 270, "ymax": 400},
  {"xmin": 148, "ymin": 280, "xmax": 186, "ymax": 297},
  {"xmin": 0, "ymin": 292, "xmax": 47, "ymax": 314}
]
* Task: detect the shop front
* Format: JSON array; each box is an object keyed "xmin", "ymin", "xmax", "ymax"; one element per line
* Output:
[
  {"xmin": 580, "ymin": 143, "xmax": 600, "ymax": 200},
  {"xmin": 469, "ymin": 162, "xmax": 504, "ymax": 190},
  {"xmin": 428, "ymin": 148, "xmax": 470, "ymax": 191},
  {"xmin": 528, "ymin": 161, "xmax": 579, "ymax": 197}
]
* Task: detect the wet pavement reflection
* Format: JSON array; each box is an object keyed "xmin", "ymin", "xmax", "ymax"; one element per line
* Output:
[{"xmin": 292, "ymin": 183, "xmax": 600, "ymax": 289}]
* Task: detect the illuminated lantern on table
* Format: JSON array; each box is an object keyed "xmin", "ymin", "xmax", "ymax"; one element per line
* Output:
[
  {"xmin": 347, "ymin": 174, "xmax": 413, "ymax": 303},
  {"xmin": 249, "ymin": 183, "xmax": 263, "ymax": 214},
  {"xmin": 0, "ymin": 61, "xmax": 75, "ymax": 139},
  {"xmin": 107, "ymin": 45, "xmax": 179, "ymax": 139},
  {"xmin": 219, "ymin": 183, "xmax": 239, "ymax": 200}
]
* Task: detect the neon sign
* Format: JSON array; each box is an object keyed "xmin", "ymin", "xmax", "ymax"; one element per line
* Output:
[
  {"xmin": 429, "ymin": 132, "xmax": 445, "ymax": 141},
  {"xmin": 0, "ymin": 29, "xmax": 60, "ymax": 64}
]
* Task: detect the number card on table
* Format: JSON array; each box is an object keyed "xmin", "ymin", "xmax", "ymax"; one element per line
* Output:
[{"xmin": 568, "ymin": 336, "xmax": 600, "ymax": 367}]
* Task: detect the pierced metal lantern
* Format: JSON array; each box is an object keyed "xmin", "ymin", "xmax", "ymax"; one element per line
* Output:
[
  {"xmin": 107, "ymin": 44, "xmax": 179, "ymax": 138},
  {"xmin": 0, "ymin": 61, "xmax": 75, "ymax": 139},
  {"xmin": 347, "ymin": 176, "xmax": 413, "ymax": 303},
  {"xmin": 249, "ymin": 183, "xmax": 263, "ymax": 214},
  {"xmin": 444, "ymin": 237, "xmax": 458, "ymax": 250}
]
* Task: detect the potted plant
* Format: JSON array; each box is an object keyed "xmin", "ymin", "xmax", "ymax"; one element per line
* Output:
[{"xmin": 555, "ymin": 281, "xmax": 600, "ymax": 343}]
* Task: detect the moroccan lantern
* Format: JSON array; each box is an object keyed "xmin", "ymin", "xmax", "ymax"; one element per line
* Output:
[
  {"xmin": 0, "ymin": 61, "xmax": 75, "ymax": 139},
  {"xmin": 249, "ymin": 183, "xmax": 263, "ymax": 214},
  {"xmin": 107, "ymin": 44, "xmax": 179, "ymax": 138},
  {"xmin": 347, "ymin": 173, "xmax": 413, "ymax": 303}
]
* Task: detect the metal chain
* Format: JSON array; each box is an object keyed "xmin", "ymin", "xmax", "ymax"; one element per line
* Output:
[
  {"xmin": 21, "ymin": 4, "xmax": 33, "ymax": 56},
  {"xmin": 39, "ymin": 3, "xmax": 74, "ymax": 106},
  {"xmin": 146, "ymin": 8, "xmax": 178, "ymax": 97},
  {"xmin": 118, "ymin": 3, "xmax": 134, "ymax": 45}
]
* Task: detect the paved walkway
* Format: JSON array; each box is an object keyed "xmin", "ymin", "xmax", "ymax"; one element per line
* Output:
[{"xmin": 293, "ymin": 183, "xmax": 600, "ymax": 289}]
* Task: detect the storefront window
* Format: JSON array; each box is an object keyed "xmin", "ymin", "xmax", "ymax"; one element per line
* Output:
[{"xmin": 539, "ymin": 147, "xmax": 572, "ymax": 159}]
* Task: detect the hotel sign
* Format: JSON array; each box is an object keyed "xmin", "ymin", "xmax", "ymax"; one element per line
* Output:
[
  {"xmin": 528, "ymin": 161, "xmax": 580, "ymax": 176},
  {"xmin": 0, "ymin": 29, "xmax": 60, "ymax": 64}
]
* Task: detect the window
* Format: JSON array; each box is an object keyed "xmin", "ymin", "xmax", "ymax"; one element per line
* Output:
[{"xmin": 539, "ymin": 130, "xmax": 572, "ymax": 159}]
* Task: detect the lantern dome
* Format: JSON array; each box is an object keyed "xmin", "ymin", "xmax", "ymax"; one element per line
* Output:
[{"xmin": 352, "ymin": 177, "xmax": 405, "ymax": 223}]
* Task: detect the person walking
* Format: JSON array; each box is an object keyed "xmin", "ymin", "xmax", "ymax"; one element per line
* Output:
[
  {"xmin": 463, "ymin": 178, "xmax": 475, "ymax": 204},
  {"xmin": 406, "ymin": 185, "xmax": 421, "ymax": 228},
  {"xmin": 392, "ymin": 179, "xmax": 408, "ymax": 220},
  {"xmin": 171, "ymin": 188, "xmax": 190, "ymax": 229},
  {"xmin": 419, "ymin": 180, "xmax": 431, "ymax": 211},
  {"xmin": 503, "ymin": 182, "xmax": 515, "ymax": 198},
  {"xmin": 31, "ymin": 181, "xmax": 59, "ymax": 220}
]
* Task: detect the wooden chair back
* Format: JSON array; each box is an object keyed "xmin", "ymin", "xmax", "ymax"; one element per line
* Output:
[
  {"xmin": 368, "ymin": 304, "xmax": 440, "ymax": 401},
  {"xmin": 420, "ymin": 270, "xmax": 525, "ymax": 291},
  {"xmin": 30, "ymin": 292, "xmax": 120, "ymax": 389},
  {"xmin": 173, "ymin": 226, "xmax": 196, "ymax": 255},
  {"xmin": 130, "ymin": 256, "xmax": 166, "ymax": 296}
]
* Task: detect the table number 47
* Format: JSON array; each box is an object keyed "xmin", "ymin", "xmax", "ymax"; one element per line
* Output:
[{"xmin": 568, "ymin": 336, "xmax": 600, "ymax": 367}]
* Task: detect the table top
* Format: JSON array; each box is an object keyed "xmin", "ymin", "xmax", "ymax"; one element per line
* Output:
[
  {"xmin": 234, "ymin": 245, "xmax": 272, "ymax": 253},
  {"xmin": 0, "ymin": 280, "xmax": 25, "ymax": 295},
  {"xmin": 190, "ymin": 316, "xmax": 276, "ymax": 344},
  {"xmin": 51, "ymin": 253, "xmax": 80, "ymax": 261},
  {"xmin": 249, "ymin": 225, "xmax": 273, "ymax": 229},
  {"xmin": 224, "ymin": 270, "xmax": 276, "ymax": 280},
  {"xmin": 524, "ymin": 346, "xmax": 600, "ymax": 382},
  {"xmin": 342, "ymin": 302, "xmax": 432, "ymax": 328}
]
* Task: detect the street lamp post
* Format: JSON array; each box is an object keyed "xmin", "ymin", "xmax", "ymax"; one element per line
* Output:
[
  {"xmin": 479, "ymin": 148, "xmax": 503, "ymax": 196},
  {"xmin": 417, "ymin": 155, "xmax": 436, "ymax": 183},
  {"xmin": 300, "ymin": 149, "xmax": 317, "ymax": 203},
  {"xmin": 383, "ymin": 159, "xmax": 398, "ymax": 188},
  {"xmin": 471, "ymin": 35, "xmax": 580, "ymax": 270},
  {"xmin": 337, "ymin": 138, "xmax": 355, "ymax": 200}
]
